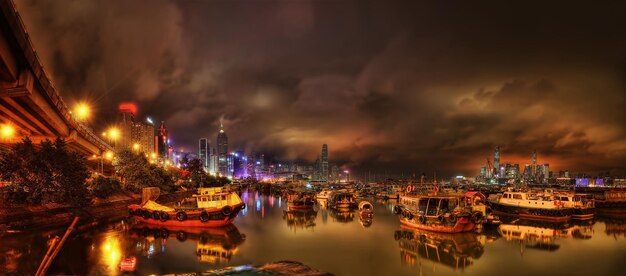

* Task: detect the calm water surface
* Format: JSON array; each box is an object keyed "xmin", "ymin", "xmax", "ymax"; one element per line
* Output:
[{"xmin": 2, "ymin": 190, "xmax": 625, "ymax": 275}]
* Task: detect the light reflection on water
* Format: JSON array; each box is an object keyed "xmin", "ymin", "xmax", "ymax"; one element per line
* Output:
[{"xmin": 1, "ymin": 191, "xmax": 625, "ymax": 275}]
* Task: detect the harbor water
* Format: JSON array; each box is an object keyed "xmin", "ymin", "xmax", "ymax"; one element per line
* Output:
[{"xmin": 1, "ymin": 190, "xmax": 625, "ymax": 275}]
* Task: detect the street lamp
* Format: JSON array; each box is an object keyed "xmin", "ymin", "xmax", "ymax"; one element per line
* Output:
[
  {"xmin": 0, "ymin": 123, "xmax": 15, "ymax": 140},
  {"xmin": 72, "ymin": 102, "xmax": 91, "ymax": 122},
  {"xmin": 132, "ymin": 143, "xmax": 140, "ymax": 152}
]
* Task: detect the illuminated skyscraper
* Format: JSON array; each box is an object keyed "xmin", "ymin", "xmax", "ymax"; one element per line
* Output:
[
  {"xmin": 157, "ymin": 121, "xmax": 168, "ymax": 159},
  {"xmin": 493, "ymin": 146, "xmax": 500, "ymax": 177},
  {"xmin": 199, "ymin": 138, "xmax": 209, "ymax": 170},
  {"xmin": 131, "ymin": 117, "xmax": 154, "ymax": 155},
  {"xmin": 117, "ymin": 103, "xmax": 136, "ymax": 150},
  {"xmin": 321, "ymin": 144, "xmax": 329, "ymax": 181},
  {"xmin": 217, "ymin": 122, "xmax": 228, "ymax": 176}
]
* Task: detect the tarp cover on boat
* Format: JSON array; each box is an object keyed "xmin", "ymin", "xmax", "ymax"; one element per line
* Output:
[{"xmin": 141, "ymin": 200, "xmax": 175, "ymax": 212}]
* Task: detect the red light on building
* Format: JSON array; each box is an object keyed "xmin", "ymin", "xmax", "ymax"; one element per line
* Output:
[{"xmin": 118, "ymin": 102, "xmax": 137, "ymax": 114}]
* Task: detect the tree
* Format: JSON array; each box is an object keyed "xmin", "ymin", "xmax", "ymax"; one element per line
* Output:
[
  {"xmin": 0, "ymin": 138, "xmax": 90, "ymax": 206},
  {"xmin": 114, "ymin": 150, "xmax": 174, "ymax": 192}
]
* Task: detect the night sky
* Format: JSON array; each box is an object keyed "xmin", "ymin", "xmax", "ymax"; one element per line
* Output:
[{"xmin": 13, "ymin": 0, "xmax": 626, "ymax": 177}]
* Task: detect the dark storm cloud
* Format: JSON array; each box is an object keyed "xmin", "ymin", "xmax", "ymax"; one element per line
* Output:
[{"xmin": 13, "ymin": 0, "xmax": 626, "ymax": 176}]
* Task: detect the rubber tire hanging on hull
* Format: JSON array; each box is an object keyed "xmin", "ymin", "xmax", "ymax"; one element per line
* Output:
[
  {"xmin": 176, "ymin": 211, "xmax": 187, "ymax": 221},
  {"xmin": 199, "ymin": 211, "xmax": 210, "ymax": 222}
]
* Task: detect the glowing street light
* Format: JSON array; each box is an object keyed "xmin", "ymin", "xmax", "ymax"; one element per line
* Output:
[
  {"xmin": 108, "ymin": 128, "xmax": 120, "ymax": 141},
  {"xmin": 0, "ymin": 123, "xmax": 15, "ymax": 140},
  {"xmin": 73, "ymin": 102, "xmax": 91, "ymax": 122},
  {"xmin": 132, "ymin": 143, "xmax": 140, "ymax": 151},
  {"xmin": 104, "ymin": 151, "xmax": 114, "ymax": 160}
]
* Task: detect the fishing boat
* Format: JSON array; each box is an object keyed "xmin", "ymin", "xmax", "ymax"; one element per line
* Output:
[
  {"xmin": 595, "ymin": 190, "xmax": 626, "ymax": 209},
  {"xmin": 329, "ymin": 192, "xmax": 357, "ymax": 209},
  {"xmin": 287, "ymin": 191, "xmax": 316, "ymax": 210},
  {"xmin": 128, "ymin": 187, "xmax": 245, "ymax": 227},
  {"xmin": 394, "ymin": 195, "xmax": 480, "ymax": 233},
  {"xmin": 488, "ymin": 190, "xmax": 574, "ymax": 222}
]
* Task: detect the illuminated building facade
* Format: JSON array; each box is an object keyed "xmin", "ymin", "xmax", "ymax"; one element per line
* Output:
[
  {"xmin": 131, "ymin": 118, "xmax": 154, "ymax": 155},
  {"xmin": 199, "ymin": 138, "xmax": 209, "ymax": 170},
  {"xmin": 217, "ymin": 123, "xmax": 228, "ymax": 176},
  {"xmin": 157, "ymin": 121, "xmax": 169, "ymax": 159},
  {"xmin": 321, "ymin": 144, "xmax": 329, "ymax": 181}
]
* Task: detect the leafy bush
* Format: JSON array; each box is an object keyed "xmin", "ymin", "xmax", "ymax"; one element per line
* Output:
[{"xmin": 90, "ymin": 176, "xmax": 122, "ymax": 198}]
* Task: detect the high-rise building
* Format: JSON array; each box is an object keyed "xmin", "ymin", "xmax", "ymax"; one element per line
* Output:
[
  {"xmin": 199, "ymin": 138, "xmax": 209, "ymax": 170},
  {"xmin": 321, "ymin": 144, "xmax": 329, "ymax": 181},
  {"xmin": 131, "ymin": 117, "xmax": 154, "ymax": 155},
  {"xmin": 208, "ymin": 147, "xmax": 218, "ymax": 175},
  {"xmin": 493, "ymin": 146, "xmax": 500, "ymax": 177},
  {"xmin": 156, "ymin": 121, "xmax": 169, "ymax": 159},
  {"xmin": 217, "ymin": 122, "xmax": 229, "ymax": 176},
  {"xmin": 232, "ymin": 150, "xmax": 246, "ymax": 178},
  {"xmin": 117, "ymin": 103, "xmax": 136, "ymax": 151}
]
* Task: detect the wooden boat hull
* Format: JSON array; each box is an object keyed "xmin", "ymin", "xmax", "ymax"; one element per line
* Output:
[
  {"xmin": 399, "ymin": 217, "xmax": 476, "ymax": 233},
  {"xmin": 128, "ymin": 203, "xmax": 245, "ymax": 227}
]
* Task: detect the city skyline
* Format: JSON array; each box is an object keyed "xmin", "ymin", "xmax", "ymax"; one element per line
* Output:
[{"xmin": 11, "ymin": 0, "xmax": 626, "ymax": 176}]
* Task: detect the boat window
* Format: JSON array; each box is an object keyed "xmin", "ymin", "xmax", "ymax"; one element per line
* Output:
[
  {"xmin": 213, "ymin": 195, "xmax": 220, "ymax": 201},
  {"xmin": 418, "ymin": 199, "xmax": 428, "ymax": 213},
  {"xmin": 560, "ymin": 197, "xmax": 569, "ymax": 201},
  {"xmin": 222, "ymin": 195, "xmax": 227, "ymax": 200},
  {"xmin": 513, "ymin": 194, "xmax": 522, "ymax": 200},
  {"xmin": 426, "ymin": 199, "xmax": 439, "ymax": 216}
]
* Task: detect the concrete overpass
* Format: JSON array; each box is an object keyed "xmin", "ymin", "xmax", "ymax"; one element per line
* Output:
[{"xmin": 0, "ymin": 0, "xmax": 113, "ymax": 155}]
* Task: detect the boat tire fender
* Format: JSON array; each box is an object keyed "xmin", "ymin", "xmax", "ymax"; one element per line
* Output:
[
  {"xmin": 142, "ymin": 210, "xmax": 151, "ymax": 220},
  {"xmin": 471, "ymin": 212, "xmax": 483, "ymax": 224},
  {"xmin": 448, "ymin": 214, "xmax": 458, "ymax": 223},
  {"xmin": 199, "ymin": 211, "xmax": 210, "ymax": 222},
  {"xmin": 128, "ymin": 208, "xmax": 135, "ymax": 216},
  {"xmin": 222, "ymin": 206, "xmax": 233, "ymax": 216},
  {"xmin": 418, "ymin": 215, "xmax": 426, "ymax": 224},
  {"xmin": 152, "ymin": 211, "xmax": 161, "ymax": 220},
  {"xmin": 437, "ymin": 215, "xmax": 445, "ymax": 222},
  {"xmin": 176, "ymin": 211, "xmax": 187, "ymax": 221},
  {"xmin": 160, "ymin": 211, "xmax": 169, "ymax": 222}
]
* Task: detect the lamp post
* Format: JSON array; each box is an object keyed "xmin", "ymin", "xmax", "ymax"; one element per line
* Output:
[{"xmin": 0, "ymin": 123, "xmax": 15, "ymax": 141}]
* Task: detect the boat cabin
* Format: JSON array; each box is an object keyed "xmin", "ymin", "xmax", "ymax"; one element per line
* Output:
[
  {"xmin": 193, "ymin": 187, "xmax": 241, "ymax": 209},
  {"xmin": 417, "ymin": 197, "xmax": 463, "ymax": 217}
]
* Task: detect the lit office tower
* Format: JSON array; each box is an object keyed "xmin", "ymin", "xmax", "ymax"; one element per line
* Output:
[
  {"xmin": 131, "ymin": 118, "xmax": 155, "ymax": 154},
  {"xmin": 117, "ymin": 103, "xmax": 136, "ymax": 150},
  {"xmin": 209, "ymin": 147, "xmax": 218, "ymax": 175},
  {"xmin": 217, "ymin": 122, "xmax": 229, "ymax": 176},
  {"xmin": 321, "ymin": 144, "xmax": 329, "ymax": 181},
  {"xmin": 156, "ymin": 121, "xmax": 169, "ymax": 159},
  {"xmin": 199, "ymin": 138, "xmax": 209, "ymax": 170},
  {"xmin": 493, "ymin": 146, "xmax": 500, "ymax": 177}
]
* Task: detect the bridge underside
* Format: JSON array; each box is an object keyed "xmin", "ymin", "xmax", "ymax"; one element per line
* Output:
[{"xmin": 0, "ymin": 1, "xmax": 112, "ymax": 156}]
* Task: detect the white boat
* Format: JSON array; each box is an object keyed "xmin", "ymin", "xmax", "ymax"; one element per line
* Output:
[{"xmin": 317, "ymin": 189, "xmax": 333, "ymax": 200}]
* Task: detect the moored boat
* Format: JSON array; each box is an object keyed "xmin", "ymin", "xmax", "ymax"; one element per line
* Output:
[
  {"xmin": 287, "ymin": 191, "xmax": 316, "ymax": 210},
  {"xmin": 329, "ymin": 192, "xmax": 357, "ymax": 209},
  {"xmin": 394, "ymin": 195, "xmax": 480, "ymax": 233},
  {"xmin": 128, "ymin": 187, "xmax": 245, "ymax": 227},
  {"xmin": 550, "ymin": 192, "xmax": 595, "ymax": 220},
  {"xmin": 488, "ymin": 191, "xmax": 574, "ymax": 222},
  {"xmin": 316, "ymin": 189, "xmax": 333, "ymax": 200}
]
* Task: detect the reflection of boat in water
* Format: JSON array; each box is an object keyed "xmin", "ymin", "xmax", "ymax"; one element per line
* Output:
[
  {"xmin": 394, "ymin": 227, "xmax": 484, "ymax": 271},
  {"xmin": 130, "ymin": 223, "xmax": 246, "ymax": 263},
  {"xmin": 128, "ymin": 187, "xmax": 245, "ymax": 227},
  {"xmin": 283, "ymin": 209, "xmax": 318, "ymax": 230},
  {"xmin": 498, "ymin": 219, "xmax": 594, "ymax": 253},
  {"xmin": 329, "ymin": 208, "xmax": 355, "ymax": 223},
  {"xmin": 358, "ymin": 201, "xmax": 374, "ymax": 227},
  {"xmin": 395, "ymin": 196, "xmax": 479, "ymax": 233},
  {"xmin": 598, "ymin": 216, "xmax": 626, "ymax": 238}
]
